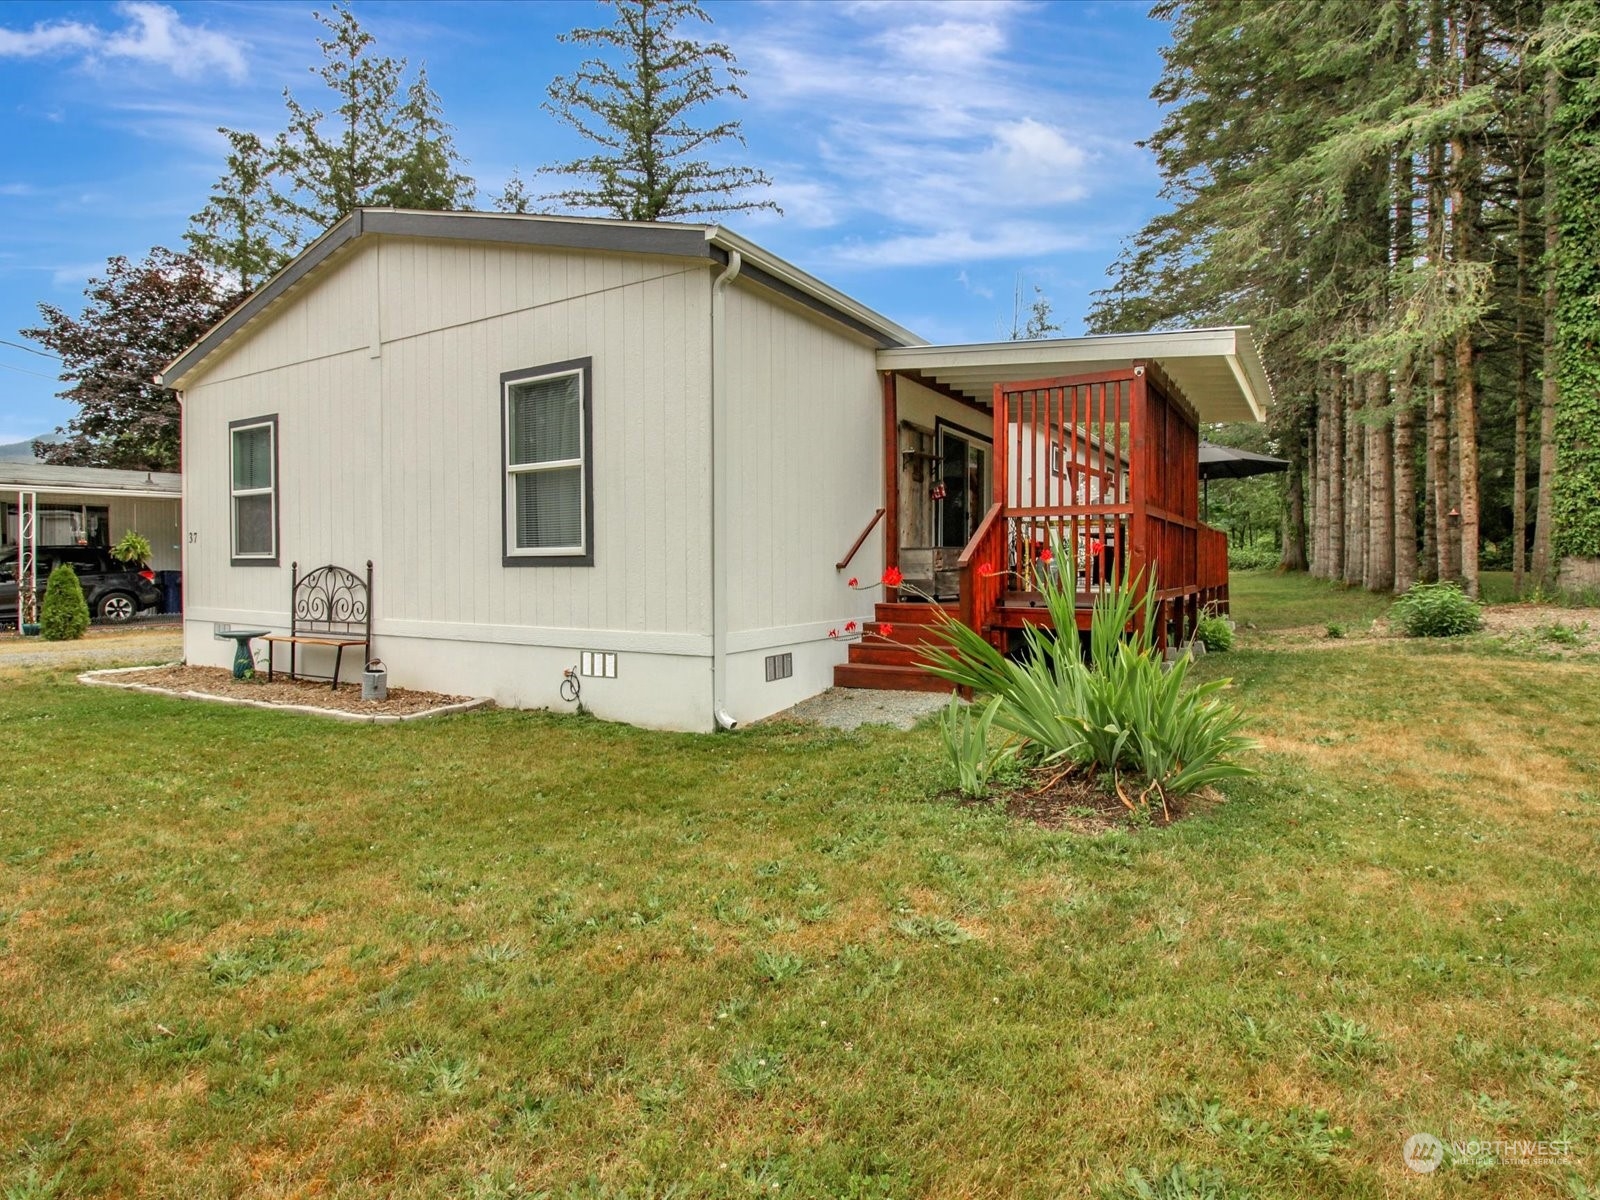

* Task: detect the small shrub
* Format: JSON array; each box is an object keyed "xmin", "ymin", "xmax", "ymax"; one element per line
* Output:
[
  {"xmin": 39, "ymin": 563, "xmax": 90, "ymax": 641},
  {"xmin": 1536, "ymin": 620, "xmax": 1585, "ymax": 647},
  {"xmin": 1194, "ymin": 613, "xmax": 1234, "ymax": 652},
  {"xmin": 1227, "ymin": 542, "xmax": 1279, "ymax": 571},
  {"xmin": 1325, "ymin": 623, "xmax": 1345, "ymax": 640},
  {"xmin": 1390, "ymin": 581, "xmax": 1483, "ymax": 638},
  {"xmin": 939, "ymin": 694, "xmax": 1010, "ymax": 798}
]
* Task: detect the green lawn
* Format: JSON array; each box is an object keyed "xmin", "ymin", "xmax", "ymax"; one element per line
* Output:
[{"xmin": 2, "ymin": 586, "xmax": 1598, "ymax": 1198}]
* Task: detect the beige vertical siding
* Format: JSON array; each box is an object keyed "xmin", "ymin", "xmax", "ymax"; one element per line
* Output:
[
  {"xmin": 719, "ymin": 281, "xmax": 885, "ymax": 722},
  {"xmin": 894, "ymin": 375, "xmax": 996, "ymax": 551},
  {"xmin": 180, "ymin": 236, "xmax": 716, "ymax": 726},
  {"xmin": 104, "ymin": 497, "xmax": 182, "ymax": 572}
]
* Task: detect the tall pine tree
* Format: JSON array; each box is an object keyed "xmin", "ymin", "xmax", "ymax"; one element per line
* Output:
[{"xmin": 541, "ymin": 0, "xmax": 776, "ymax": 220}]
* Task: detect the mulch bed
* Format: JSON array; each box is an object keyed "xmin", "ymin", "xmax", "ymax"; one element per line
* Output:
[
  {"xmin": 961, "ymin": 765, "xmax": 1217, "ymax": 833},
  {"xmin": 101, "ymin": 665, "xmax": 476, "ymax": 718}
]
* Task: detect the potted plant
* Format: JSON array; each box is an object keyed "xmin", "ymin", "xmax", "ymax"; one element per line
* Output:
[{"xmin": 112, "ymin": 530, "xmax": 154, "ymax": 568}]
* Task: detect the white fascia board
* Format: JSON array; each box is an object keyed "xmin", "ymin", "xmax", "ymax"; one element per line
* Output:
[
  {"xmin": 706, "ymin": 227, "xmax": 926, "ymax": 349},
  {"xmin": 876, "ymin": 327, "xmax": 1245, "ymax": 374}
]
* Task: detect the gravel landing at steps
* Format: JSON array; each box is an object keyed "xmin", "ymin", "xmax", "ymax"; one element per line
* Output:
[{"xmin": 773, "ymin": 686, "xmax": 950, "ymax": 731}]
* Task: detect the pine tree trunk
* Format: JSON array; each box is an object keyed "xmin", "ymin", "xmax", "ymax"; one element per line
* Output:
[
  {"xmin": 1531, "ymin": 64, "xmax": 1560, "ymax": 585},
  {"xmin": 1283, "ymin": 430, "xmax": 1309, "ymax": 571},
  {"xmin": 1366, "ymin": 371, "xmax": 1395, "ymax": 592},
  {"xmin": 1448, "ymin": 4, "xmax": 1484, "ymax": 599},
  {"xmin": 1328, "ymin": 371, "xmax": 1346, "ymax": 580},
  {"xmin": 1454, "ymin": 329, "xmax": 1480, "ymax": 598},
  {"xmin": 1309, "ymin": 423, "xmax": 1325, "ymax": 576},
  {"xmin": 1394, "ymin": 366, "xmax": 1418, "ymax": 593},
  {"xmin": 1513, "ymin": 291, "xmax": 1530, "ymax": 594},
  {"xmin": 1344, "ymin": 374, "xmax": 1366, "ymax": 587},
  {"xmin": 1431, "ymin": 345, "xmax": 1456, "ymax": 582}
]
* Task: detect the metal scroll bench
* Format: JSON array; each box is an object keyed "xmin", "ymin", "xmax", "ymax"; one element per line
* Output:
[{"xmin": 263, "ymin": 561, "xmax": 372, "ymax": 691}]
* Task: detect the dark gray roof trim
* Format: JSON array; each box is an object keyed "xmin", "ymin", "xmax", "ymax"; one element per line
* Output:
[
  {"xmin": 163, "ymin": 209, "xmax": 905, "ymax": 385},
  {"xmin": 163, "ymin": 211, "xmax": 365, "ymax": 387},
  {"xmin": 369, "ymin": 210, "xmax": 716, "ymax": 259}
]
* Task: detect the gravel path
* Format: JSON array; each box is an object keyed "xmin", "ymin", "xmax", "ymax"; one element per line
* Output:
[
  {"xmin": 774, "ymin": 686, "xmax": 949, "ymax": 731},
  {"xmin": 0, "ymin": 625, "xmax": 183, "ymax": 671}
]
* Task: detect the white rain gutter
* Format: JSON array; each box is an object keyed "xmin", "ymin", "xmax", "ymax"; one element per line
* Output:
[{"xmin": 709, "ymin": 248, "xmax": 742, "ymax": 731}]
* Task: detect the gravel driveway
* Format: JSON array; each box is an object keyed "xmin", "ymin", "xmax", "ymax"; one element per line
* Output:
[{"xmin": 0, "ymin": 623, "xmax": 183, "ymax": 672}]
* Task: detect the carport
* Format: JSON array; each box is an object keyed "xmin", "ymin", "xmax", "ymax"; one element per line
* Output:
[{"xmin": 4, "ymin": 463, "xmax": 182, "ymax": 627}]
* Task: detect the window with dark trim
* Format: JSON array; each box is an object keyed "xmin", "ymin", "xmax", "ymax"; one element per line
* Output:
[
  {"xmin": 502, "ymin": 358, "xmax": 594, "ymax": 567},
  {"xmin": 230, "ymin": 414, "xmax": 278, "ymax": 565}
]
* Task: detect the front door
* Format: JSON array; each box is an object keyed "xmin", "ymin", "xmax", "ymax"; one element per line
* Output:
[{"xmin": 937, "ymin": 426, "xmax": 990, "ymax": 549}]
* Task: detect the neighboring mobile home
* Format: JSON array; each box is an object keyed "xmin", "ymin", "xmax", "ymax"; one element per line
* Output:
[{"xmin": 161, "ymin": 209, "xmax": 1270, "ymax": 731}]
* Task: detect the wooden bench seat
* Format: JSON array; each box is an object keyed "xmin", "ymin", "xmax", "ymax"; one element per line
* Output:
[{"xmin": 266, "ymin": 561, "xmax": 372, "ymax": 690}]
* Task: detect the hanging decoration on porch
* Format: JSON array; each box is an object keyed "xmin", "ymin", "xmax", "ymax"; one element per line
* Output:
[{"xmin": 930, "ymin": 481, "xmax": 947, "ymax": 501}]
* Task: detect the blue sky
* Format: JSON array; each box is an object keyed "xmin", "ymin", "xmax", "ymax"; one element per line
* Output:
[{"xmin": 0, "ymin": 0, "xmax": 1170, "ymax": 444}]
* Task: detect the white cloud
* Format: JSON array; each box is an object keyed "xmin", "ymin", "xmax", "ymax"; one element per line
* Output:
[
  {"xmin": 956, "ymin": 270, "xmax": 995, "ymax": 300},
  {"xmin": 730, "ymin": 2, "xmax": 1122, "ymax": 268},
  {"xmin": 0, "ymin": 3, "xmax": 247, "ymax": 82},
  {"xmin": 832, "ymin": 222, "xmax": 1091, "ymax": 269}
]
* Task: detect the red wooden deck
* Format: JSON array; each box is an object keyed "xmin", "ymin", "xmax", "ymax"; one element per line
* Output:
[{"xmin": 838, "ymin": 363, "xmax": 1230, "ymax": 692}]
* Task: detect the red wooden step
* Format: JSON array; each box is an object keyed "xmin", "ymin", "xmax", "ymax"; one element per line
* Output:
[
  {"xmin": 847, "ymin": 643, "xmax": 940, "ymax": 667},
  {"xmin": 874, "ymin": 601, "xmax": 957, "ymax": 622},
  {"xmin": 859, "ymin": 622, "xmax": 953, "ymax": 647},
  {"xmin": 832, "ymin": 662, "xmax": 953, "ymax": 693}
]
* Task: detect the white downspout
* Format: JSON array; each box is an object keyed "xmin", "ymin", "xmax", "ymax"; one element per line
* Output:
[{"xmin": 710, "ymin": 247, "xmax": 742, "ymax": 731}]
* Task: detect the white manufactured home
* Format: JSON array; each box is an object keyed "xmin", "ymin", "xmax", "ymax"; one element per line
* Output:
[{"xmin": 162, "ymin": 209, "xmax": 1271, "ymax": 731}]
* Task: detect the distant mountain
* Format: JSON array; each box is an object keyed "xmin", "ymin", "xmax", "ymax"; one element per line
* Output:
[{"xmin": 0, "ymin": 435, "xmax": 55, "ymax": 462}]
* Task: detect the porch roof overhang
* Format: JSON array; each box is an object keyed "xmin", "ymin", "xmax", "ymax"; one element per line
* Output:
[{"xmin": 876, "ymin": 326, "xmax": 1272, "ymax": 424}]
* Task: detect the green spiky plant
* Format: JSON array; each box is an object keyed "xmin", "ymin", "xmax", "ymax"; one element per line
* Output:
[
  {"xmin": 938, "ymin": 694, "xmax": 1012, "ymax": 799},
  {"xmin": 916, "ymin": 537, "xmax": 1253, "ymax": 819}
]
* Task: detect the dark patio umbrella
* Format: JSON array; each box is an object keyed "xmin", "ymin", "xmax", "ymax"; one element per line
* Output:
[{"xmin": 1198, "ymin": 441, "xmax": 1289, "ymax": 520}]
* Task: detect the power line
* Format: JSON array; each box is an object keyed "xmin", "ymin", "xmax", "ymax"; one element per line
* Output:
[
  {"xmin": 0, "ymin": 338, "xmax": 60, "ymax": 362},
  {"xmin": 0, "ymin": 360, "xmax": 60, "ymax": 381}
]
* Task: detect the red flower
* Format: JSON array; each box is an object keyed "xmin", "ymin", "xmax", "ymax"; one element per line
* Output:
[
  {"xmin": 845, "ymin": 620, "xmax": 857, "ymax": 632},
  {"xmin": 882, "ymin": 566, "xmax": 904, "ymax": 587},
  {"xmin": 1040, "ymin": 548, "xmax": 1054, "ymax": 565},
  {"xmin": 1089, "ymin": 539, "xmax": 1104, "ymax": 555},
  {"xmin": 847, "ymin": 577, "xmax": 859, "ymax": 588},
  {"xmin": 878, "ymin": 622, "xmax": 895, "ymax": 637}
]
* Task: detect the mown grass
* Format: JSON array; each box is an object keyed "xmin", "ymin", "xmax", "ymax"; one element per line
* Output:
[{"xmin": 1, "ymin": 588, "xmax": 1598, "ymax": 1198}]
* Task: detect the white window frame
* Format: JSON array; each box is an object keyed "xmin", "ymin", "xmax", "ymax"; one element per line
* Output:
[
  {"xmin": 229, "ymin": 415, "xmax": 278, "ymax": 565},
  {"xmin": 501, "ymin": 359, "xmax": 593, "ymax": 567}
]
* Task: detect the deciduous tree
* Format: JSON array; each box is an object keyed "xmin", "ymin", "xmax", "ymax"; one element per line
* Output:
[{"xmin": 22, "ymin": 249, "xmax": 242, "ymax": 472}]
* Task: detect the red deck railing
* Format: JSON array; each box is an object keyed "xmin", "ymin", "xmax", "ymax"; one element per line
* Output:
[
  {"xmin": 956, "ymin": 502, "xmax": 1007, "ymax": 644},
  {"xmin": 955, "ymin": 363, "xmax": 1218, "ymax": 647},
  {"xmin": 1198, "ymin": 521, "xmax": 1229, "ymax": 613}
]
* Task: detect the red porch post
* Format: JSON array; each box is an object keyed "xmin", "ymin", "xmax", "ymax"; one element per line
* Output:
[{"xmin": 881, "ymin": 371, "xmax": 899, "ymax": 600}]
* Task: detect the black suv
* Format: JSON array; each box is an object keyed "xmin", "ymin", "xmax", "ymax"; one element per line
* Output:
[{"xmin": 0, "ymin": 545, "xmax": 162, "ymax": 625}]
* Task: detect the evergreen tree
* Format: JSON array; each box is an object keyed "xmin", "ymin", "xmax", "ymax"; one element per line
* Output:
[
  {"xmin": 185, "ymin": 129, "xmax": 293, "ymax": 292},
  {"xmin": 1089, "ymin": 0, "xmax": 1595, "ymax": 594},
  {"xmin": 188, "ymin": 5, "xmax": 474, "ymax": 284},
  {"xmin": 541, "ymin": 0, "xmax": 776, "ymax": 220},
  {"xmin": 22, "ymin": 249, "xmax": 243, "ymax": 471},
  {"xmin": 39, "ymin": 562, "xmax": 90, "ymax": 641}
]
